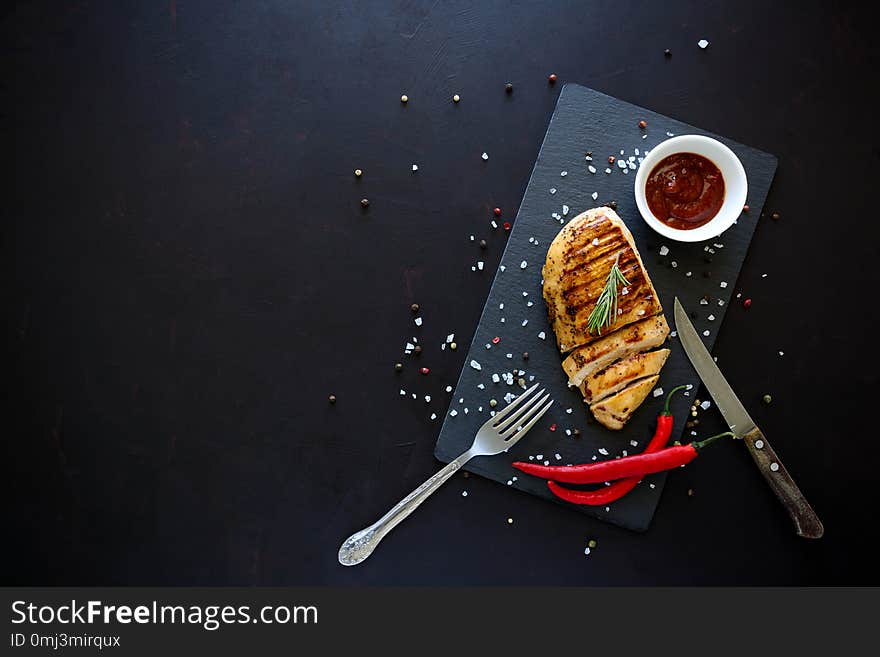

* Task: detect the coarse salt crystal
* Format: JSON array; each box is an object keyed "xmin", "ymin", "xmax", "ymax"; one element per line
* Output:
[
  {"xmin": 521, "ymin": 319, "xmax": 528, "ymax": 327},
  {"xmin": 700, "ymin": 400, "xmax": 711, "ymax": 410},
  {"xmin": 414, "ymin": 317, "xmax": 423, "ymax": 326},
  {"xmin": 550, "ymin": 188, "xmax": 556, "ymax": 194},
  {"xmin": 477, "ymin": 261, "xmax": 484, "ymax": 270},
  {"xmin": 492, "ymin": 373, "xmax": 500, "ymax": 383},
  {"xmin": 703, "ymin": 329, "xmax": 710, "ymax": 336},
  {"xmin": 470, "ymin": 360, "xmax": 482, "ymax": 371},
  {"xmin": 447, "ymin": 334, "xmax": 455, "ymax": 343},
  {"xmin": 560, "ymin": 170, "xmax": 568, "ymax": 177},
  {"xmin": 450, "ymin": 409, "xmax": 458, "ymax": 417},
  {"xmin": 481, "ymin": 152, "xmax": 488, "ymax": 160},
  {"xmin": 659, "ymin": 245, "xmax": 669, "ymax": 256},
  {"xmin": 445, "ymin": 386, "xmax": 452, "ymax": 392},
  {"xmin": 430, "ymin": 413, "xmax": 437, "ymax": 420},
  {"xmin": 520, "ymin": 260, "xmax": 527, "ymax": 269},
  {"xmin": 477, "ymin": 383, "xmax": 485, "ymax": 390},
  {"xmin": 698, "ymin": 39, "xmax": 709, "ymax": 49},
  {"xmin": 588, "ymin": 165, "xmax": 596, "ymax": 174},
  {"xmin": 562, "ymin": 204, "xmax": 569, "ymax": 215},
  {"xmin": 400, "ymin": 389, "xmax": 406, "ymax": 395},
  {"xmin": 565, "ymin": 408, "xmax": 573, "ymax": 414},
  {"xmin": 412, "ymin": 164, "xmax": 419, "ymax": 171},
  {"xmin": 537, "ymin": 331, "xmax": 546, "ymax": 340},
  {"xmin": 720, "ymin": 281, "xmax": 728, "ymax": 288},
  {"xmin": 491, "ymin": 220, "xmax": 498, "ymax": 229},
  {"xmin": 598, "ymin": 448, "xmax": 609, "ymax": 456},
  {"xmin": 592, "ymin": 237, "xmax": 600, "ymax": 246},
  {"xmin": 605, "ymin": 167, "xmax": 612, "ymax": 174},
  {"xmin": 462, "ymin": 490, "xmax": 468, "ymax": 496},
  {"xmin": 653, "ymin": 388, "xmax": 664, "ymax": 397},
  {"xmin": 591, "ymin": 191, "xmax": 598, "ymax": 200},
  {"xmin": 778, "ymin": 350, "xmax": 784, "ymax": 356},
  {"xmin": 425, "ymin": 395, "xmax": 431, "ymax": 402},
  {"xmin": 708, "ymin": 314, "xmax": 715, "ymax": 321}
]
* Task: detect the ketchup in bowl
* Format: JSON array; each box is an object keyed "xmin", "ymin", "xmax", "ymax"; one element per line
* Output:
[{"xmin": 645, "ymin": 152, "xmax": 725, "ymax": 230}]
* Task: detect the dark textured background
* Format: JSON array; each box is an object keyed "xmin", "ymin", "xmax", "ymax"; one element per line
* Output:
[{"xmin": 5, "ymin": 0, "xmax": 878, "ymax": 585}]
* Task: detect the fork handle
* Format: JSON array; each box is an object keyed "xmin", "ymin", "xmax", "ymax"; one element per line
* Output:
[{"xmin": 338, "ymin": 451, "xmax": 473, "ymax": 566}]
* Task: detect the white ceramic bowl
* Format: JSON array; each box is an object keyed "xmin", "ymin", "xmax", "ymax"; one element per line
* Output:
[{"xmin": 634, "ymin": 134, "xmax": 747, "ymax": 243}]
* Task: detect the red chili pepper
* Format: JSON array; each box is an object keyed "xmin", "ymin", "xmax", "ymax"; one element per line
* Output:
[
  {"xmin": 546, "ymin": 385, "xmax": 688, "ymax": 505},
  {"xmin": 514, "ymin": 431, "xmax": 734, "ymax": 484}
]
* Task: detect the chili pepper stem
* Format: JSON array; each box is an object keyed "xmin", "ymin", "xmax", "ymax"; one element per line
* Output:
[
  {"xmin": 692, "ymin": 431, "xmax": 736, "ymax": 451},
  {"xmin": 662, "ymin": 385, "xmax": 690, "ymax": 415}
]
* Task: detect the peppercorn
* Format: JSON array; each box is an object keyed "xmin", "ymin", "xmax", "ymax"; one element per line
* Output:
[
  {"xmin": 413, "ymin": 345, "xmax": 422, "ymax": 355},
  {"xmin": 608, "ymin": 156, "xmax": 615, "ymax": 164},
  {"xmin": 771, "ymin": 212, "xmax": 780, "ymax": 220},
  {"xmin": 703, "ymin": 270, "xmax": 711, "ymax": 278},
  {"xmin": 638, "ymin": 120, "xmax": 647, "ymax": 129},
  {"xmin": 609, "ymin": 200, "xmax": 618, "ymax": 210},
  {"xmin": 503, "ymin": 221, "xmax": 511, "ymax": 231},
  {"xmin": 742, "ymin": 204, "xmax": 749, "ymax": 213},
  {"xmin": 664, "ymin": 48, "xmax": 672, "ymax": 57},
  {"xmin": 587, "ymin": 539, "xmax": 597, "ymax": 548},
  {"xmin": 463, "ymin": 471, "xmax": 470, "ymax": 478},
  {"xmin": 572, "ymin": 428, "xmax": 581, "ymax": 438},
  {"xmin": 548, "ymin": 73, "xmax": 557, "ymax": 83},
  {"xmin": 450, "ymin": 342, "xmax": 457, "ymax": 350},
  {"xmin": 489, "ymin": 399, "xmax": 498, "ymax": 408},
  {"xmin": 743, "ymin": 298, "xmax": 752, "ymax": 308},
  {"xmin": 420, "ymin": 367, "xmax": 429, "ymax": 375},
  {"xmin": 452, "ymin": 94, "xmax": 460, "ymax": 103},
  {"xmin": 400, "ymin": 94, "xmax": 408, "ymax": 103},
  {"xmin": 522, "ymin": 351, "xmax": 529, "ymax": 360},
  {"xmin": 354, "ymin": 168, "xmax": 362, "ymax": 178},
  {"xmin": 411, "ymin": 303, "xmax": 420, "ymax": 313},
  {"xmin": 360, "ymin": 198, "xmax": 369, "ymax": 208},
  {"xmin": 479, "ymin": 239, "xmax": 487, "ymax": 249},
  {"xmin": 493, "ymin": 207, "xmax": 502, "ymax": 216},
  {"xmin": 763, "ymin": 394, "xmax": 772, "ymax": 404},
  {"xmin": 505, "ymin": 82, "xmax": 513, "ymax": 93},
  {"xmin": 394, "ymin": 362, "xmax": 403, "ymax": 372},
  {"xmin": 687, "ymin": 488, "xmax": 695, "ymax": 497},
  {"xmin": 328, "ymin": 394, "xmax": 336, "ymax": 404}
]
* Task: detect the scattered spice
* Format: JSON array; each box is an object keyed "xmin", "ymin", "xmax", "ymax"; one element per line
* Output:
[
  {"xmin": 548, "ymin": 73, "xmax": 557, "ymax": 83},
  {"xmin": 492, "ymin": 336, "xmax": 501, "ymax": 344},
  {"xmin": 742, "ymin": 204, "xmax": 749, "ymax": 212},
  {"xmin": 413, "ymin": 345, "xmax": 422, "ymax": 355},
  {"xmin": 493, "ymin": 207, "xmax": 502, "ymax": 216},
  {"xmin": 505, "ymin": 82, "xmax": 513, "ymax": 93},
  {"xmin": 489, "ymin": 399, "xmax": 498, "ymax": 408},
  {"xmin": 452, "ymin": 94, "xmax": 460, "ymax": 103},
  {"xmin": 420, "ymin": 367, "xmax": 430, "ymax": 375},
  {"xmin": 479, "ymin": 239, "xmax": 487, "ymax": 249},
  {"xmin": 638, "ymin": 120, "xmax": 647, "ymax": 129},
  {"xmin": 664, "ymin": 48, "xmax": 672, "ymax": 57},
  {"xmin": 360, "ymin": 198, "xmax": 370, "ymax": 208},
  {"xmin": 771, "ymin": 212, "xmax": 780, "ymax": 220},
  {"xmin": 450, "ymin": 342, "xmax": 457, "ymax": 350},
  {"xmin": 354, "ymin": 169, "xmax": 362, "ymax": 178},
  {"xmin": 608, "ymin": 155, "xmax": 616, "ymax": 164},
  {"xmin": 411, "ymin": 303, "xmax": 420, "ymax": 313},
  {"xmin": 549, "ymin": 423, "xmax": 557, "ymax": 432},
  {"xmin": 394, "ymin": 362, "xmax": 403, "ymax": 372},
  {"xmin": 588, "ymin": 539, "xmax": 597, "ymax": 549},
  {"xmin": 400, "ymin": 94, "xmax": 408, "ymax": 103},
  {"xmin": 328, "ymin": 394, "xmax": 337, "ymax": 404},
  {"xmin": 763, "ymin": 394, "xmax": 773, "ymax": 404},
  {"xmin": 743, "ymin": 298, "xmax": 752, "ymax": 309},
  {"xmin": 522, "ymin": 351, "xmax": 529, "ymax": 360},
  {"xmin": 572, "ymin": 428, "xmax": 581, "ymax": 438},
  {"xmin": 503, "ymin": 221, "xmax": 511, "ymax": 231},
  {"xmin": 687, "ymin": 488, "xmax": 695, "ymax": 497}
]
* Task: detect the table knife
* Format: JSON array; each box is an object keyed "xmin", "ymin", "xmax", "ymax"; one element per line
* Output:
[{"xmin": 673, "ymin": 297, "xmax": 823, "ymax": 539}]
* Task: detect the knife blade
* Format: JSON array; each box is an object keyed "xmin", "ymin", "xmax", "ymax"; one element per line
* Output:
[{"xmin": 673, "ymin": 297, "xmax": 823, "ymax": 539}]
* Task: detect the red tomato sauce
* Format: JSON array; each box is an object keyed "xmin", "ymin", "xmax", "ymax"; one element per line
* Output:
[{"xmin": 645, "ymin": 152, "xmax": 725, "ymax": 230}]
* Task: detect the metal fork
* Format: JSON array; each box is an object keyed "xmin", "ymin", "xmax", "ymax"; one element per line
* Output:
[{"xmin": 338, "ymin": 383, "xmax": 553, "ymax": 566}]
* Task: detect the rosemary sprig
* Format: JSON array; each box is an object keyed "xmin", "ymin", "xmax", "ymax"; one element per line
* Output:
[{"xmin": 587, "ymin": 254, "xmax": 630, "ymax": 335}]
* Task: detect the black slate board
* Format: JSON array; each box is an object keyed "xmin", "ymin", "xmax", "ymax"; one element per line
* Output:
[{"xmin": 434, "ymin": 84, "xmax": 777, "ymax": 532}]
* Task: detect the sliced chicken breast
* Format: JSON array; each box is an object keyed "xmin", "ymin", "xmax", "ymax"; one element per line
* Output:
[
  {"xmin": 542, "ymin": 207, "xmax": 662, "ymax": 354},
  {"xmin": 561, "ymin": 314, "xmax": 669, "ymax": 388},
  {"xmin": 589, "ymin": 375, "xmax": 659, "ymax": 430},
  {"xmin": 580, "ymin": 348, "xmax": 670, "ymax": 404}
]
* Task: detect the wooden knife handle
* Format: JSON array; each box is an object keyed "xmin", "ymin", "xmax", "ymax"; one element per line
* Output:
[{"xmin": 742, "ymin": 427, "xmax": 824, "ymax": 539}]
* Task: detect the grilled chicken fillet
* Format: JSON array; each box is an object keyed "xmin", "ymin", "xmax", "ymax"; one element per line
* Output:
[{"xmin": 544, "ymin": 207, "xmax": 670, "ymax": 430}]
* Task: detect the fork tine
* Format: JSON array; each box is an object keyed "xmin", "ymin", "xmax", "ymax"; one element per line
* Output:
[
  {"xmin": 501, "ymin": 397, "xmax": 553, "ymax": 442},
  {"xmin": 483, "ymin": 382, "xmax": 540, "ymax": 426},
  {"xmin": 494, "ymin": 388, "xmax": 546, "ymax": 434}
]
